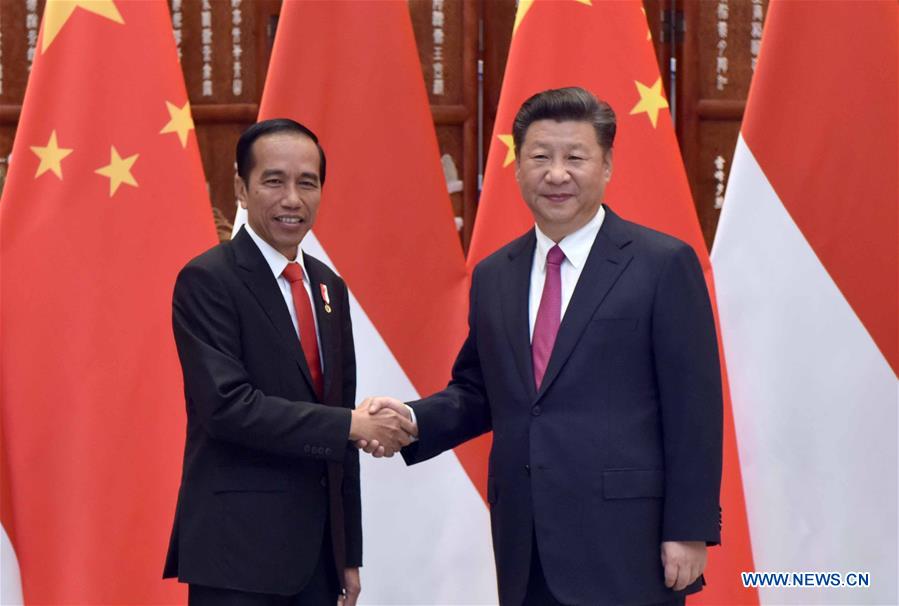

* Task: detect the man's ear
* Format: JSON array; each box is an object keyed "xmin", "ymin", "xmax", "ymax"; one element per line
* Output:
[
  {"xmin": 603, "ymin": 151, "xmax": 614, "ymax": 181},
  {"xmin": 234, "ymin": 174, "xmax": 248, "ymax": 209}
]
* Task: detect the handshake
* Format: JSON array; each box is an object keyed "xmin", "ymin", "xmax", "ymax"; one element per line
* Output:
[{"xmin": 348, "ymin": 397, "xmax": 417, "ymax": 457}]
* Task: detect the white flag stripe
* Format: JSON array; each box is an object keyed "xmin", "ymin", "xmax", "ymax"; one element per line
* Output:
[
  {"xmin": 712, "ymin": 136, "xmax": 898, "ymax": 604},
  {"xmin": 231, "ymin": 203, "xmax": 246, "ymax": 239},
  {"xmin": 0, "ymin": 525, "xmax": 24, "ymax": 605},
  {"xmin": 301, "ymin": 233, "xmax": 497, "ymax": 605}
]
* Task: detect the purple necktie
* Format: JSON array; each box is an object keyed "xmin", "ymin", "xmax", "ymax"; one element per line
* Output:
[{"xmin": 532, "ymin": 245, "xmax": 565, "ymax": 389}]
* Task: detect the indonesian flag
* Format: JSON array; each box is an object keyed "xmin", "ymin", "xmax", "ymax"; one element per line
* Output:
[
  {"xmin": 711, "ymin": 2, "xmax": 897, "ymax": 604},
  {"xmin": 466, "ymin": 1, "xmax": 756, "ymax": 603},
  {"xmin": 256, "ymin": 2, "xmax": 495, "ymax": 603},
  {"xmin": 0, "ymin": 1, "xmax": 216, "ymax": 604}
]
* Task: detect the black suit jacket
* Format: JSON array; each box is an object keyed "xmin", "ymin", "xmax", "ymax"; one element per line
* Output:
[
  {"xmin": 403, "ymin": 207, "xmax": 723, "ymax": 606},
  {"xmin": 163, "ymin": 227, "xmax": 360, "ymax": 595}
]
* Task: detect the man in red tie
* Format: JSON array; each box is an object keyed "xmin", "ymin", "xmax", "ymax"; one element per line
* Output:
[
  {"xmin": 362, "ymin": 88, "xmax": 723, "ymax": 606},
  {"xmin": 164, "ymin": 119, "xmax": 416, "ymax": 606}
]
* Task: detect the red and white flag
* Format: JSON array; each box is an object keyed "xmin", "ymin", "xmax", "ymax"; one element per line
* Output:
[
  {"xmin": 255, "ymin": 2, "xmax": 494, "ymax": 602},
  {"xmin": 468, "ymin": 1, "xmax": 756, "ymax": 603},
  {"xmin": 0, "ymin": 1, "xmax": 216, "ymax": 603},
  {"xmin": 711, "ymin": 1, "xmax": 897, "ymax": 603}
]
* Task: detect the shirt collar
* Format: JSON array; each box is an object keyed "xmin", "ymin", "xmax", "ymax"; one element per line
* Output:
[
  {"xmin": 534, "ymin": 205, "xmax": 606, "ymax": 271},
  {"xmin": 243, "ymin": 223, "xmax": 308, "ymax": 282}
]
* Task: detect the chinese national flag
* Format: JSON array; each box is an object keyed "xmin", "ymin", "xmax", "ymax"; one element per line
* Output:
[
  {"xmin": 0, "ymin": 1, "xmax": 215, "ymax": 604},
  {"xmin": 465, "ymin": 1, "xmax": 756, "ymax": 603}
]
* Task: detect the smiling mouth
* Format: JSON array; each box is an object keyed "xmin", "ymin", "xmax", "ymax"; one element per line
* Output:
[
  {"xmin": 543, "ymin": 193, "xmax": 573, "ymax": 202},
  {"xmin": 275, "ymin": 216, "xmax": 305, "ymax": 224}
]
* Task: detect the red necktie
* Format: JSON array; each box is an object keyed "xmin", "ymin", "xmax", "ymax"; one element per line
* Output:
[
  {"xmin": 532, "ymin": 245, "xmax": 565, "ymax": 389},
  {"xmin": 282, "ymin": 263, "xmax": 324, "ymax": 399}
]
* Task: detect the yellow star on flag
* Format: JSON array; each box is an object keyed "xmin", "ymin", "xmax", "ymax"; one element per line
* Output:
[
  {"xmin": 42, "ymin": 0, "xmax": 124, "ymax": 53},
  {"xmin": 160, "ymin": 101, "xmax": 195, "ymax": 148},
  {"xmin": 30, "ymin": 130, "xmax": 73, "ymax": 180},
  {"xmin": 95, "ymin": 146, "xmax": 139, "ymax": 196},
  {"xmin": 514, "ymin": 0, "xmax": 592, "ymax": 34},
  {"xmin": 498, "ymin": 134, "xmax": 516, "ymax": 167},
  {"xmin": 629, "ymin": 77, "xmax": 669, "ymax": 128}
]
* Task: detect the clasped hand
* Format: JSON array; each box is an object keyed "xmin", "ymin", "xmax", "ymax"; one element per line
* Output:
[{"xmin": 349, "ymin": 396, "xmax": 417, "ymax": 457}]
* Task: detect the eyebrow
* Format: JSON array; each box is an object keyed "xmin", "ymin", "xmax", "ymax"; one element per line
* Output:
[
  {"xmin": 526, "ymin": 143, "xmax": 591, "ymax": 155},
  {"xmin": 527, "ymin": 138, "xmax": 589, "ymax": 148}
]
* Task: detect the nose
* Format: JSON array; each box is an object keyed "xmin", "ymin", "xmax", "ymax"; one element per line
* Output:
[
  {"xmin": 283, "ymin": 183, "xmax": 303, "ymax": 207},
  {"xmin": 544, "ymin": 160, "xmax": 570, "ymax": 184}
]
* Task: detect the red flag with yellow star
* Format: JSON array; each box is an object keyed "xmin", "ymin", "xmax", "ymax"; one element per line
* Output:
[
  {"xmin": 0, "ymin": 1, "xmax": 215, "ymax": 603},
  {"xmin": 465, "ymin": 1, "xmax": 757, "ymax": 603}
]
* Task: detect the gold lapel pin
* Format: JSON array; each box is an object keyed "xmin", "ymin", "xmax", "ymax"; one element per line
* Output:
[{"xmin": 320, "ymin": 283, "xmax": 332, "ymax": 314}]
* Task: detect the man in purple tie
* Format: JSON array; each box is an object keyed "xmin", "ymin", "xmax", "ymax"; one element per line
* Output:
[{"xmin": 362, "ymin": 88, "xmax": 723, "ymax": 606}]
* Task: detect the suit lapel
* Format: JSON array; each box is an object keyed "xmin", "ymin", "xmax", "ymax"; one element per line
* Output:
[
  {"xmin": 304, "ymin": 254, "xmax": 341, "ymax": 407},
  {"xmin": 500, "ymin": 231, "xmax": 538, "ymax": 400},
  {"xmin": 535, "ymin": 208, "xmax": 634, "ymax": 402},
  {"xmin": 232, "ymin": 227, "xmax": 316, "ymax": 394}
]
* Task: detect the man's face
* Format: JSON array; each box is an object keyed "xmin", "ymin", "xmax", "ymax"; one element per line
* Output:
[
  {"xmin": 515, "ymin": 119, "xmax": 612, "ymax": 242},
  {"xmin": 235, "ymin": 133, "xmax": 322, "ymax": 261}
]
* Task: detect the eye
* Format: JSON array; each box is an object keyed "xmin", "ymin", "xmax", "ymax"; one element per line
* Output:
[
  {"xmin": 299, "ymin": 180, "xmax": 319, "ymax": 190},
  {"xmin": 263, "ymin": 177, "xmax": 282, "ymax": 186}
]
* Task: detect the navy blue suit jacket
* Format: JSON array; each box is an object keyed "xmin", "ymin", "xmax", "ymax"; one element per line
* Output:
[{"xmin": 403, "ymin": 207, "xmax": 723, "ymax": 606}]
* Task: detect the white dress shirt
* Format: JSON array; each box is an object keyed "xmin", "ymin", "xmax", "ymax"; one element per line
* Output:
[
  {"xmin": 243, "ymin": 224, "xmax": 323, "ymax": 370},
  {"xmin": 528, "ymin": 206, "xmax": 606, "ymax": 342}
]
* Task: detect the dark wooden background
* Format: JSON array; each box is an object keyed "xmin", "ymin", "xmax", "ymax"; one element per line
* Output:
[{"xmin": 0, "ymin": 0, "xmax": 766, "ymax": 249}]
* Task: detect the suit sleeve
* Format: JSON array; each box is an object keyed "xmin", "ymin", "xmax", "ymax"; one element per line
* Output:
[
  {"xmin": 172, "ymin": 263, "xmax": 351, "ymax": 462},
  {"xmin": 402, "ymin": 265, "xmax": 492, "ymax": 465},
  {"xmin": 652, "ymin": 244, "xmax": 723, "ymax": 545},
  {"xmin": 338, "ymin": 279, "xmax": 362, "ymax": 567}
]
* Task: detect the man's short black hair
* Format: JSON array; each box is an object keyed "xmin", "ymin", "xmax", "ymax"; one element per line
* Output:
[
  {"xmin": 236, "ymin": 118, "xmax": 327, "ymax": 186},
  {"xmin": 512, "ymin": 87, "xmax": 616, "ymax": 156}
]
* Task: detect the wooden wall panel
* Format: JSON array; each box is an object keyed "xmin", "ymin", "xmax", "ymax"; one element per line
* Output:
[
  {"xmin": 409, "ymin": 0, "xmax": 477, "ymax": 245},
  {"xmin": 696, "ymin": 118, "xmax": 742, "ymax": 244},
  {"xmin": 0, "ymin": 0, "xmax": 45, "ymax": 195},
  {"xmin": 174, "ymin": 0, "xmax": 269, "ymax": 228},
  {"xmin": 0, "ymin": 0, "xmax": 39, "ymax": 101},
  {"xmin": 681, "ymin": 0, "xmax": 769, "ymax": 247},
  {"xmin": 695, "ymin": 0, "xmax": 761, "ymax": 101},
  {"xmin": 411, "ymin": 0, "xmax": 465, "ymax": 105}
]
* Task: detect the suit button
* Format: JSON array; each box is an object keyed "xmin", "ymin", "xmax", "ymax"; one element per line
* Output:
[
  {"xmin": 531, "ymin": 405, "xmax": 542, "ymax": 416},
  {"xmin": 325, "ymin": 448, "xmax": 332, "ymax": 456},
  {"xmin": 304, "ymin": 444, "xmax": 311, "ymax": 454},
  {"xmin": 320, "ymin": 475, "xmax": 327, "ymax": 488},
  {"xmin": 524, "ymin": 464, "xmax": 530, "ymax": 476}
]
